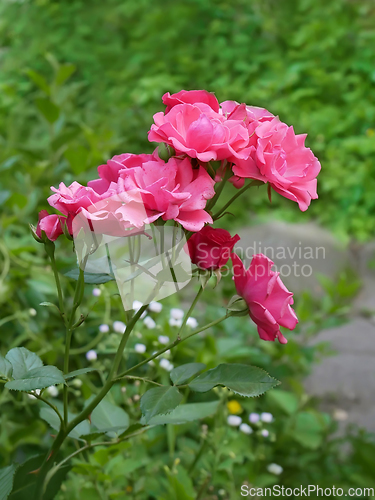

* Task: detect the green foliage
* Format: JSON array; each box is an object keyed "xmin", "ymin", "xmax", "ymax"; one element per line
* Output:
[
  {"xmin": 188, "ymin": 363, "xmax": 280, "ymax": 396},
  {"xmin": 0, "ymin": 465, "xmax": 17, "ymax": 500},
  {"xmin": 140, "ymin": 386, "xmax": 183, "ymax": 424},
  {"xmin": 170, "ymin": 362, "xmax": 206, "ymax": 385}
]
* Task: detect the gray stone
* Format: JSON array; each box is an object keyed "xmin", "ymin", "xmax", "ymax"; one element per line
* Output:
[{"xmin": 236, "ymin": 220, "xmax": 351, "ymax": 295}]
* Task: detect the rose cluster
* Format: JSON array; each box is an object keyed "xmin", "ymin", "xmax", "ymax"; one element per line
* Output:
[{"xmin": 35, "ymin": 90, "xmax": 322, "ymax": 344}]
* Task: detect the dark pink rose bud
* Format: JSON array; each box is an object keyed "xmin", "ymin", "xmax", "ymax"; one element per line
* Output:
[
  {"xmin": 188, "ymin": 226, "xmax": 240, "ymax": 270},
  {"xmin": 36, "ymin": 210, "xmax": 66, "ymax": 241},
  {"xmin": 231, "ymin": 253, "xmax": 298, "ymax": 344}
]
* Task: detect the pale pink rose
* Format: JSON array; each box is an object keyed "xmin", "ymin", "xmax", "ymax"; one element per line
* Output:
[
  {"xmin": 232, "ymin": 117, "xmax": 321, "ymax": 211},
  {"xmin": 231, "ymin": 253, "xmax": 298, "ymax": 344},
  {"xmin": 36, "ymin": 210, "xmax": 66, "ymax": 241},
  {"xmin": 83, "ymin": 154, "xmax": 215, "ymax": 233},
  {"xmin": 48, "ymin": 181, "xmax": 103, "ymax": 216},
  {"xmin": 163, "ymin": 90, "xmax": 220, "ymax": 114},
  {"xmin": 148, "ymin": 103, "xmax": 251, "ymax": 163}
]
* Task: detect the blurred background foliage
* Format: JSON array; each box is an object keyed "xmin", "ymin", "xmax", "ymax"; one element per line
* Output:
[{"xmin": 1, "ymin": 0, "xmax": 375, "ymax": 498}]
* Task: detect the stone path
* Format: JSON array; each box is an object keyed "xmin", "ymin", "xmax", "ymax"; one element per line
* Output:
[{"xmin": 239, "ymin": 221, "xmax": 375, "ymax": 432}]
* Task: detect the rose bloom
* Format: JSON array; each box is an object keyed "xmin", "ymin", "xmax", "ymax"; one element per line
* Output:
[
  {"xmin": 231, "ymin": 253, "xmax": 298, "ymax": 344},
  {"xmin": 163, "ymin": 89, "xmax": 220, "ymax": 114},
  {"xmin": 232, "ymin": 117, "xmax": 321, "ymax": 211},
  {"xmin": 36, "ymin": 210, "xmax": 67, "ymax": 241},
  {"xmin": 188, "ymin": 226, "xmax": 240, "ymax": 270},
  {"xmin": 148, "ymin": 100, "xmax": 251, "ymax": 162},
  {"xmin": 85, "ymin": 152, "xmax": 216, "ymax": 233}
]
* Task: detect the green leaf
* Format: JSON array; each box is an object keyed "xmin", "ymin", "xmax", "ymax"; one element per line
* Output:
[
  {"xmin": 170, "ymin": 363, "xmax": 206, "ymax": 386},
  {"xmin": 0, "ymin": 464, "xmax": 17, "ymax": 500},
  {"xmin": 35, "ymin": 97, "xmax": 60, "ymax": 123},
  {"xmin": 291, "ymin": 412, "xmax": 326, "ymax": 450},
  {"xmin": 64, "ymin": 368, "xmax": 98, "ymax": 380},
  {"xmin": 188, "ymin": 363, "xmax": 279, "ymax": 397},
  {"xmin": 0, "ymin": 355, "xmax": 13, "ymax": 380},
  {"xmin": 64, "ymin": 268, "xmax": 115, "ymax": 284},
  {"xmin": 25, "ymin": 69, "xmax": 50, "ymax": 94},
  {"xmin": 91, "ymin": 399, "xmax": 129, "ymax": 438},
  {"xmin": 5, "ymin": 348, "xmax": 43, "ymax": 379},
  {"xmin": 266, "ymin": 389, "xmax": 299, "ymax": 415},
  {"xmin": 140, "ymin": 386, "xmax": 183, "ymax": 424},
  {"xmin": 55, "ymin": 63, "xmax": 76, "ymax": 86},
  {"xmin": 118, "ymin": 423, "xmax": 144, "ymax": 439},
  {"xmin": 64, "ymin": 145, "xmax": 89, "ymax": 175},
  {"xmin": 8, "ymin": 455, "xmax": 70, "ymax": 500},
  {"xmin": 40, "ymin": 405, "xmax": 90, "ymax": 440},
  {"xmin": 142, "ymin": 400, "xmax": 220, "ymax": 426},
  {"xmin": 5, "ymin": 366, "xmax": 65, "ymax": 392}
]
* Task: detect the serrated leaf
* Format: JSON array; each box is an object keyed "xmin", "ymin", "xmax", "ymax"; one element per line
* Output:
[
  {"xmin": 188, "ymin": 363, "xmax": 279, "ymax": 397},
  {"xmin": 140, "ymin": 386, "xmax": 183, "ymax": 424},
  {"xmin": 5, "ymin": 366, "xmax": 65, "ymax": 392},
  {"xmin": 64, "ymin": 368, "xmax": 98, "ymax": 380},
  {"xmin": 40, "ymin": 405, "xmax": 90, "ymax": 441},
  {"xmin": 170, "ymin": 363, "xmax": 206, "ymax": 386},
  {"xmin": 0, "ymin": 355, "xmax": 13, "ymax": 380},
  {"xmin": 5, "ymin": 348, "xmax": 43, "ymax": 379},
  {"xmin": 0, "ymin": 464, "xmax": 17, "ymax": 500},
  {"xmin": 141, "ymin": 401, "xmax": 220, "ymax": 426},
  {"xmin": 64, "ymin": 268, "xmax": 115, "ymax": 284},
  {"xmin": 90, "ymin": 399, "xmax": 129, "ymax": 438},
  {"xmin": 35, "ymin": 97, "xmax": 60, "ymax": 123}
]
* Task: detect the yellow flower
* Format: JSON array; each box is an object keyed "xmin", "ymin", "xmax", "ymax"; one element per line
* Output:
[{"xmin": 227, "ymin": 400, "xmax": 242, "ymax": 414}]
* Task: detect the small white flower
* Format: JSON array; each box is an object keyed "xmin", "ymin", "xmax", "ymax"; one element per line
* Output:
[
  {"xmin": 46, "ymin": 386, "xmax": 59, "ymax": 397},
  {"xmin": 261, "ymin": 429, "xmax": 269, "ymax": 438},
  {"xmin": 239, "ymin": 423, "xmax": 253, "ymax": 435},
  {"xmin": 72, "ymin": 378, "xmax": 82, "ymax": 388},
  {"xmin": 186, "ymin": 317, "xmax": 198, "ymax": 329},
  {"xmin": 227, "ymin": 415, "xmax": 242, "ymax": 426},
  {"xmin": 159, "ymin": 358, "xmax": 174, "ymax": 371},
  {"xmin": 133, "ymin": 300, "xmax": 143, "ymax": 311},
  {"xmin": 29, "ymin": 308, "xmax": 37, "ymax": 317},
  {"xmin": 99, "ymin": 324, "xmax": 109, "ymax": 333},
  {"xmin": 170, "ymin": 308, "xmax": 184, "ymax": 320},
  {"xmin": 28, "ymin": 389, "xmax": 41, "ymax": 400},
  {"xmin": 113, "ymin": 321, "xmax": 126, "ymax": 333},
  {"xmin": 86, "ymin": 350, "xmax": 97, "ymax": 361},
  {"xmin": 249, "ymin": 412, "xmax": 260, "ymax": 423},
  {"xmin": 92, "ymin": 288, "xmax": 101, "ymax": 297},
  {"xmin": 134, "ymin": 343, "xmax": 146, "ymax": 354},
  {"xmin": 261, "ymin": 412, "xmax": 273, "ymax": 423},
  {"xmin": 158, "ymin": 335, "xmax": 170, "ymax": 345},
  {"xmin": 149, "ymin": 301, "xmax": 162, "ymax": 313},
  {"xmin": 267, "ymin": 463, "xmax": 283, "ymax": 475},
  {"xmin": 333, "ymin": 408, "xmax": 348, "ymax": 421},
  {"xmin": 148, "ymin": 360, "xmax": 155, "ymax": 366},
  {"xmin": 169, "ymin": 318, "xmax": 183, "ymax": 328},
  {"xmin": 143, "ymin": 316, "xmax": 156, "ymax": 329}
]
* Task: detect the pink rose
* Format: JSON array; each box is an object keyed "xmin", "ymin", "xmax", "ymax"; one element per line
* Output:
[
  {"xmin": 83, "ymin": 153, "xmax": 216, "ymax": 234},
  {"xmin": 232, "ymin": 117, "xmax": 321, "ymax": 211},
  {"xmin": 148, "ymin": 103, "xmax": 251, "ymax": 163},
  {"xmin": 48, "ymin": 181, "xmax": 103, "ymax": 216},
  {"xmin": 163, "ymin": 90, "xmax": 220, "ymax": 114},
  {"xmin": 114, "ymin": 155, "xmax": 215, "ymax": 231},
  {"xmin": 231, "ymin": 253, "xmax": 298, "ymax": 344},
  {"xmin": 36, "ymin": 210, "xmax": 66, "ymax": 241},
  {"xmin": 187, "ymin": 226, "xmax": 240, "ymax": 270}
]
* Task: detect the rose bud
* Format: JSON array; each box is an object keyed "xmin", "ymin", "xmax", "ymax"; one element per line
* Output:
[
  {"xmin": 188, "ymin": 226, "xmax": 240, "ymax": 270},
  {"xmin": 231, "ymin": 253, "xmax": 298, "ymax": 344}
]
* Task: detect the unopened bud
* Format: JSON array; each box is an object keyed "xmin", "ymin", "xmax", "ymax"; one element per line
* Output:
[{"xmin": 158, "ymin": 143, "xmax": 175, "ymax": 162}]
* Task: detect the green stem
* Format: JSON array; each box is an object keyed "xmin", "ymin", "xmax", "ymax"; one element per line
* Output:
[
  {"xmin": 176, "ymin": 285, "xmax": 203, "ymax": 339},
  {"xmin": 46, "ymin": 244, "xmax": 65, "ymax": 318},
  {"xmin": 212, "ymin": 180, "xmax": 263, "ymax": 220},
  {"xmin": 124, "ymin": 375, "xmax": 163, "ymax": 386},
  {"xmin": 34, "ymin": 394, "xmax": 64, "ymax": 429},
  {"xmin": 116, "ymin": 312, "xmax": 231, "ymax": 380},
  {"xmin": 205, "ymin": 162, "xmax": 231, "ymax": 212}
]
